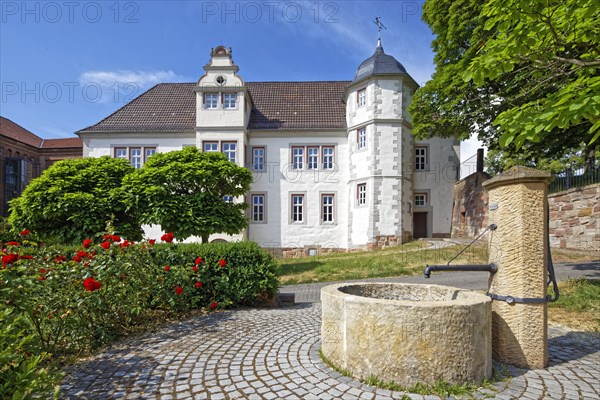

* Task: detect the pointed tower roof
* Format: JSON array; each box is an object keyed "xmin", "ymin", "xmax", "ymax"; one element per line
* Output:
[{"xmin": 351, "ymin": 40, "xmax": 410, "ymax": 85}]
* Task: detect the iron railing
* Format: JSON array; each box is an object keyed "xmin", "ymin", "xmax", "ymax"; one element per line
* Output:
[{"xmin": 549, "ymin": 164, "xmax": 600, "ymax": 194}]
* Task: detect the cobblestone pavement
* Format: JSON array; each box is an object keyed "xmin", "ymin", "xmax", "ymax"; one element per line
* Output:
[{"xmin": 61, "ymin": 300, "xmax": 600, "ymax": 399}]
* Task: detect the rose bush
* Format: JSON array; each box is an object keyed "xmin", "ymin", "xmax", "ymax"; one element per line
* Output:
[{"xmin": 0, "ymin": 235, "xmax": 279, "ymax": 398}]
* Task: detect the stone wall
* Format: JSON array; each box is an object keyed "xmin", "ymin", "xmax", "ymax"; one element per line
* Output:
[
  {"xmin": 451, "ymin": 171, "xmax": 491, "ymax": 238},
  {"xmin": 548, "ymin": 184, "xmax": 599, "ymax": 252}
]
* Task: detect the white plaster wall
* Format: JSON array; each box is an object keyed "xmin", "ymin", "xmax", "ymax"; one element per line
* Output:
[
  {"xmin": 247, "ymin": 132, "xmax": 349, "ymax": 249},
  {"xmin": 80, "ymin": 133, "xmax": 195, "ymax": 158},
  {"xmin": 413, "ymin": 136, "xmax": 459, "ymax": 235}
]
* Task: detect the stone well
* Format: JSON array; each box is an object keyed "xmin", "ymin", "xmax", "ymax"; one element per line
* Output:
[{"xmin": 321, "ymin": 283, "xmax": 492, "ymax": 387}]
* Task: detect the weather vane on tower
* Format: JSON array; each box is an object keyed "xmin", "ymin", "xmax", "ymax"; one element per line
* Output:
[{"xmin": 373, "ymin": 16, "xmax": 387, "ymax": 46}]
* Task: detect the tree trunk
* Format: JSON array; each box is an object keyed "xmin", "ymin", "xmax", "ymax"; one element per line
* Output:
[
  {"xmin": 201, "ymin": 233, "xmax": 209, "ymax": 243},
  {"xmin": 584, "ymin": 143, "xmax": 596, "ymax": 173}
]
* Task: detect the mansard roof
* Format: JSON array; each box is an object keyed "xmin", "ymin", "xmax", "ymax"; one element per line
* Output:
[
  {"xmin": 76, "ymin": 81, "xmax": 350, "ymax": 134},
  {"xmin": 351, "ymin": 42, "xmax": 413, "ymax": 86}
]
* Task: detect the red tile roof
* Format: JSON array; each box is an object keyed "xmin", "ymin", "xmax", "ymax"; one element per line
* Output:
[
  {"xmin": 0, "ymin": 116, "xmax": 82, "ymax": 149},
  {"xmin": 77, "ymin": 81, "xmax": 351, "ymax": 134}
]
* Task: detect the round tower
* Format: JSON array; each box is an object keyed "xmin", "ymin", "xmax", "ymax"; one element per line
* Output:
[{"xmin": 346, "ymin": 40, "xmax": 418, "ymax": 248}]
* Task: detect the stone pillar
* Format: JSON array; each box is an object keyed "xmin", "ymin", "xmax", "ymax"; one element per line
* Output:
[{"xmin": 482, "ymin": 166, "xmax": 552, "ymax": 369}]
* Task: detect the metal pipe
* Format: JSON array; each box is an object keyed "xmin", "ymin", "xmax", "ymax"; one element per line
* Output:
[{"xmin": 424, "ymin": 263, "xmax": 497, "ymax": 278}]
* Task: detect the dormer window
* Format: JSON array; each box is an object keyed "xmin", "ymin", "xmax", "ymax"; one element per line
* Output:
[
  {"xmin": 223, "ymin": 93, "xmax": 237, "ymax": 109},
  {"xmin": 204, "ymin": 93, "xmax": 218, "ymax": 109}
]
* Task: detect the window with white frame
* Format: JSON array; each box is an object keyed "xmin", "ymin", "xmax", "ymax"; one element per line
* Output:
[
  {"xmin": 322, "ymin": 146, "xmax": 334, "ymax": 169},
  {"xmin": 145, "ymin": 147, "xmax": 156, "ymax": 163},
  {"xmin": 291, "ymin": 194, "xmax": 304, "ymax": 223},
  {"xmin": 115, "ymin": 147, "xmax": 127, "ymax": 160},
  {"xmin": 357, "ymin": 127, "xmax": 367, "ymax": 149},
  {"xmin": 252, "ymin": 147, "xmax": 265, "ymax": 171},
  {"xmin": 203, "ymin": 142, "xmax": 218, "ymax": 152},
  {"xmin": 357, "ymin": 88, "xmax": 366, "ymax": 107},
  {"xmin": 357, "ymin": 183, "xmax": 367, "ymax": 206},
  {"xmin": 415, "ymin": 193, "xmax": 428, "ymax": 207},
  {"xmin": 222, "ymin": 142, "xmax": 237, "ymax": 163},
  {"xmin": 204, "ymin": 93, "xmax": 218, "ymax": 109},
  {"xmin": 415, "ymin": 146, "xmax": 427, "ymax": 171},
  {"xmin": 252, "ymin": 194, "xmax": 265, "ymax": 222},
  {"xmin": 114, "ymin": 147, "xmax": 155, "ymax": 168},
  {"xmin": 321, "ymin": 194, "xmax": 334, "ymax": 223},
  {"xmin": 223, "ymin": 195, "xmax": 234, "ymax": 203},
  {"xmin": 130, "ymin": 147, "xmax": 142, "ymax": 169},
  {"xmin": 223, "ymin": 93, "xmax": 236, "ymax": 109},
  {"xmin": 292, "ymin": 147, "xmax": 304, "ymax": 170},
  {"xmin": 307, "ymin": 147, "xmax": 319, "ymax": 169}
]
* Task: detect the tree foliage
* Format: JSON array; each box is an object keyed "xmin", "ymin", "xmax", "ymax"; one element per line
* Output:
[
  {"xmin": 8, "ymin": 157, "xmax": 142, "ymax": 243},
  {"xmin": 409, "ymin": 0, "xmax": 599, "ymax": 169},
  {"xmin": 121, "ymin": 147, "xmax": 253, "ymax": 242}
]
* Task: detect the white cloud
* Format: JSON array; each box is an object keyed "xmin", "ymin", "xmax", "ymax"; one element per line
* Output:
[{"xmin": 78, "ymin": 70, "xmax": 190, "ymax": 103}]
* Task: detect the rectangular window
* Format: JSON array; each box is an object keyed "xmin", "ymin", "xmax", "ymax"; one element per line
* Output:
[
  {"xmin": 252, "ymin": 147, "xmax": 265, "ymax": 171},
  {"xmin": 144, "ymin": 147, "xmax": 156, "ymax": 163},
  {"xmin": 357, "ymin": 128, "xmax": 367, "ymax": 149},
  {"xmin": 357, "ymin": 183, "xmax": 367, "ymax": 206},
  {"xmin": 415, "ymin": 193, "xmax": 428, "ymax": 207},
  {"xmin": 357, "ymin": 88, "xmax": 366, "ymax": 107},
  {"xmin": 223, "ymin": 93, "xmax": 237, "ymax": 109},
  {"xmin": 130, "ymin": 147, "xmax": 142, "ymax": 169},
  {"xmin": 322, "ymin": 146, "xmax": 334, "ymax": 169},
  {"xmin": 292, "ymin": 147, "xmax": 304, "ymax": 170},
  {"xmin": 291, "ymin": 194, "xmax": 304, "ymax": 223},
  {"xmin": 203, "ymin": 142, "xmax": 218, "ymax": 152},
  {"xmin": 222, "ymin": 142, "xmax": 237, "ymax": 163},
  {"xmin": 204, "ymin": 93, "xmax": 218, "ymax": 109},
  {"xmin": 223, "ymin": 195, "xmax": 234, "ymax": 203},
  {"xmin": 115, "ymin": 147, "xmax": 127, "ymax": 159},
  {"xmin": 415, "ymin": 146, "xmax": 427, "ymax": 171},
  {"xmin": 321, "ymin": 194, "xmax": 334, "ymax": 223},
  {"xmin": 252, "ymin": 194, "xmax": 265, "ymax": 222},
  {"xmin": 307, "ymin": 146, "xmax": 319, "ymax": 170}
]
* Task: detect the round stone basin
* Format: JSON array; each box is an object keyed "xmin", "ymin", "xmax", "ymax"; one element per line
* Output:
[{"xmin": 321, "ymin": 283, "xmax": 492, "ymax": 387}]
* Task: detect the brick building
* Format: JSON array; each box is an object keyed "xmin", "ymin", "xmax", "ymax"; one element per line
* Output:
[{"xmin": 0, "ymin": 116, "xmax": 82, "ymax": 216}]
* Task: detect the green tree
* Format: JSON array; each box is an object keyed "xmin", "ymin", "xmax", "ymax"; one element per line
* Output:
[
  {"xmin": 121, "ymin": 147, "xmax": 253, "ymax": 242},
  {"xmin": 9, "ymin": 157, "xmax": 142, "ymax": 243},
  {"xmin": 409, "ymin": 0, "xmax": 598, "ymax": 170}
]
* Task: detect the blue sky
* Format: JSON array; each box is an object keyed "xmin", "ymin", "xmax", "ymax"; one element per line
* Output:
[{"xmin": 0, "ymin": 0, "xmax": 482, "ymax": 158}]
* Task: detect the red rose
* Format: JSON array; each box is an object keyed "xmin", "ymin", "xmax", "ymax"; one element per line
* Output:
[
  {"xmin": 195, "ymin": 281, "xmax": 202, "ymax": 289},
  {"xmin": 20, "ymin": 255, "xmax": 33, "ymax": 260},
  {"xmin": 83, "ymin": 277, "xmax": 101, "ymax": 292},
  {"xmin": 219, "ymin": 259, "xmax": 226, "ymax": 268},
  {"xmin": 195, "ymin": 257, "xmax": 203, "ymax": 265},
  {"xmin": 40, "ymin": 269, "xmax": 47, "ymax": 274},
  {"xmin": 210, "ymin": 302, "xmax": 218, "ymax": 310},
  {"xmin": 111, "ymin": 235, "xmax": 122, "ymax": 243},
  {"xmin": 20, "ymin": 229, "xmax": 30, "ymax": 236},
  {"xmin": 83, "ymin": 239, "xmax": 93, "ymax": 249},
  {"xmin": 192, "ymin": 266, "xmax": 199, "ymax": 272},
  {"xmin": 161, "ymin": 232, "xmax": 174, "ymax": 243},
  {"xmin": 7, "ymin": 241, "xmax": 19, "ymax": 247},
  {"xmin": 175, "ymin": 286, "xmax": 183, "ymax": 295},
  {"xmin": 101, "ymin": 241, "xmax": 111, "ymax": 250},
  {"xmin": 120, "ymin": 274, "xmax": 126, "ymax": 280},
  {"xmin": 2, "ymin": 253, "xmax": 18, "ymax": 265},
  {"xmin": 149, "ymin": 239, "xmax": 156, "ymax": 245},
  {"xmin": 103, "ymin": 234, "xmax": 110, "ymax": 240},
  {"xmin": 73, "ymin": 255, "xmax": 82, "ymax": 263},
  {"xmin": 39, "ymin": 276, "xmax": 45, "ymax": 281},
  {"xmin": 53, "ymin": 255, "xmax": 67, "ymax": 263},
  {"xmin": 164, "ymin": 265, "xmax": 171, "ymax": 272}
]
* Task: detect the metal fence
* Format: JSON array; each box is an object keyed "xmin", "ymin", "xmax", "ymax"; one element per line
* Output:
[{"xmin": 549, "ymin": 164, "xmax": 600, "ymax": 194}]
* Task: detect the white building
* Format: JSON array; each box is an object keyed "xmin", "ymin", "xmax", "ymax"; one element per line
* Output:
[{"xmin": 78, "ymin": 44, "xmax": 459, "ymax": 255}]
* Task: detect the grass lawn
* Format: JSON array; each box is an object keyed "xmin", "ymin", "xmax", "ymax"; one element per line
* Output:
[
  {"xmin": 278, "ymin": 240, "xmax": 489, "ymax": 285},
  {"xmin": 549, "ymin": 279, "xmax": 600, "ymax": 332}
]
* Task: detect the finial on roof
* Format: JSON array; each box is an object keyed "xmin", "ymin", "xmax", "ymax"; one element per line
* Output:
[{"xmin": 373, "ymin": 16, "xmax": 386, "ymax": 47}]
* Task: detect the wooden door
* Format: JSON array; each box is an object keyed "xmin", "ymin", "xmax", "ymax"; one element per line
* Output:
[{"xmin": 413, "ymin": 212, "xmax": 427, "ymax": 239}]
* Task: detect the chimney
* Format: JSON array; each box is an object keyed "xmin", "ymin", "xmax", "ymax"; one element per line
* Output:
[{"xmin": 476, "ymin": 148, "xmax": 484, "ymax": 172}]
